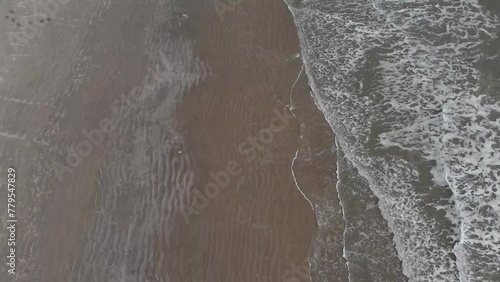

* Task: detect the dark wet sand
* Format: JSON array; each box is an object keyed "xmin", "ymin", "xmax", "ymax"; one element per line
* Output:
[
  {"xmin": 290, "ymin": 70, "xmax": 348, "ymax": 282},
  {"xmin": 0, "ymin": 0, "xmax": 338, "ymax": 281},
  {"xmin": 0, "ymin": 1, "xmax": 161, "ymax": 281},
  {"xmin": 165, "ymin": 0, "xmax": 320, "ymax": 281}
]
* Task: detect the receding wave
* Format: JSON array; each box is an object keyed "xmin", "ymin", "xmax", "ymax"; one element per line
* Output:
[{"xmin": 287, "ymin": 0, "xmax": 500, "ymax": 281}]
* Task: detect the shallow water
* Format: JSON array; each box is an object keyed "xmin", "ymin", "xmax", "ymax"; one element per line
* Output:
[
  {"xmin": 0, "ymin": 0, "xmax": 318, "ymax": 281},
  {"xmin": 0, "ymin": 0, "xmax": 204, "ymax": 280},
  {"xmin": 288, "ymin": 0, "xmax": 500, "ymax": 280}
]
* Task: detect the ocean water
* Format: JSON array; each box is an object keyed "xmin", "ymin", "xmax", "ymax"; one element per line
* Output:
[{"xmin": 287, "ymin": 0, "xmax": 500, "ymax": 281}]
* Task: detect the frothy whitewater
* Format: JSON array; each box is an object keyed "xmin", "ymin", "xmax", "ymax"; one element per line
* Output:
[{"xmin": 287, "ymin": 0, "xmax": 500, "ymax": 281}]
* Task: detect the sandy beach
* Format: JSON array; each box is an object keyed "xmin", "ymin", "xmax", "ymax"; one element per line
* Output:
[
  {"xmin": 0, "ymin": 0, "xmax": 330, "ymax": 280},
  {"xmin": 165, "ymin": 0, "xmax": 321, "ymax": 280},
  {"xmin": 3, "ymin": 0, "xmax": 499, "ymax": 281}
]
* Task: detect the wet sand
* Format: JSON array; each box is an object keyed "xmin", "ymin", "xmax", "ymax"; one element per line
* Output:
[
  {"xmin": 290, "ymin": 70, "xmax": 348, "ymax": 282},
  {"xmin": 0, "ymin": 0, "xmax": 170, "ymax": 281},
  {"xmin": 165, "ymin": 0, "xmax": 320, "ymax": 281},
  {"xmin": 0, "ymin": 0, "xmax": 331, "ymax": 280}
]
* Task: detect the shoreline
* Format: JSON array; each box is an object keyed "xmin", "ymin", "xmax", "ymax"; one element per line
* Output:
[
  {"xmin": 165, "ymin": 0, "xmax": 322, "ymax": 280},
  {"xmin": 0, "ymin": 0, "xmax": 342, "ymax": 280},
  {"xmin": 289, "ymin": 66, "xmax": 347, "ymax": 281}
]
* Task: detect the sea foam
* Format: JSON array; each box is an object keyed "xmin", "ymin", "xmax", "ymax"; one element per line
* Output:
[{"xmin": 287, "ymin": 0, "xmax": 500, "ymax": 280}]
